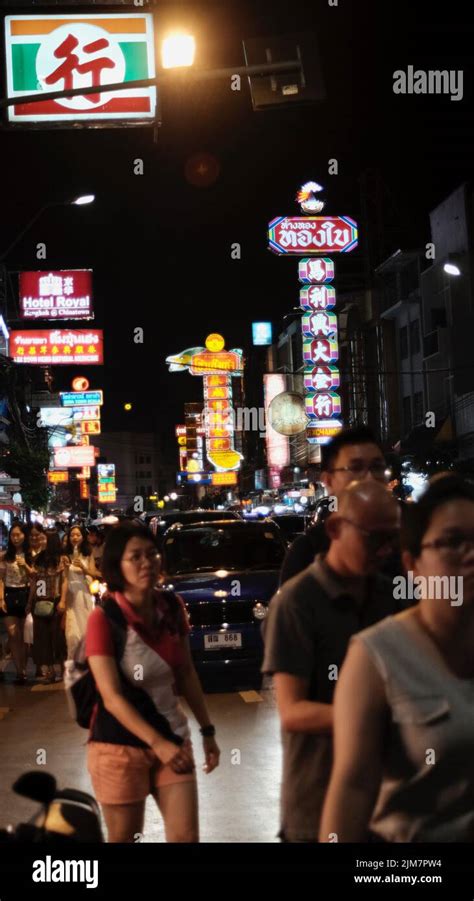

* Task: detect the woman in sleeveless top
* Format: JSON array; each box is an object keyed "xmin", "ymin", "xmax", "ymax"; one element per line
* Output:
[
  {"xmin": 64, "ymin": 525, "xmax": 99, "ymax": 659},
  {"xmin": 0, "ymin": 522, "xmax": 33, "ymax": 684},
  {"xmin": 320, "ymin": 475, "xmax": 474, "ymax": 842}
]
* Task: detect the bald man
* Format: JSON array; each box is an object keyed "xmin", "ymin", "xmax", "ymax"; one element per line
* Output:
[{"xmin": 262, "ymin": 481, "xmax": 402, "ymax": 843}]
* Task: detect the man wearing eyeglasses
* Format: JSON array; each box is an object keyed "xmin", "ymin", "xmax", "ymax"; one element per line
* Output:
[
  {"xmin": 280, "ymin": 426, "xmax": 389, "ymax": 585},
  {"xmin": 262, "ymin": 480, "xmax": 401, "ymax": 843}
]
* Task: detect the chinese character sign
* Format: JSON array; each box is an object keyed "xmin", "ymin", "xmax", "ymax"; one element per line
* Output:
[
  {"xmin": 268, "ymin": 185, "xmax": 357, "ymax": 446},
  {"xmin": 298, "ymin": 258, "xmax": 335, "ymax": 283},
  {"xmin": 166, "ymin": 335, "xmax": 244, "ymax": 473},
  {"xmin": 19, "ymin": 271, "xmax": 93, "ymax": 320},
  {"xmin": 10, "ymin": 329, "xmax": 103, "ymax": 364},
  {"xmin": 5, "ymin": 14, "xmax": 156, "ymax": 123}
]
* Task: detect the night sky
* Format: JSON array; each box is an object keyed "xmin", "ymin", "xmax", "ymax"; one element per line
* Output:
[{"xmin": 1, "ymin": 0, "xmax": 473, "ymax": 464}]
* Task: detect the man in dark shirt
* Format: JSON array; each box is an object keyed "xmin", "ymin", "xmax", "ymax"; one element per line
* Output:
[
  {"xmin": 279, "ymin": 425, "xmax": 388, "ymax": 585},
  {"xmin": 262, "ymin": 480, "xmax": 401, "ymax": 842}
]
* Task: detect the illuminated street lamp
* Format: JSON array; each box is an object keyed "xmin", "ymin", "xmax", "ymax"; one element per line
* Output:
[
  {"xmin": 443, "ymin": 262, "xmax": 461, "ymax": 277},
  {"xmin": 72, "ymin": 194, "xmax": 95, "ymax": 206},
  {"xmin": 161, "ymin": 33, "xmax": 196, "ymax": 69},
  {"xmin": 0, "ymin": 194, "xmax": 96, "ymax": 263}
]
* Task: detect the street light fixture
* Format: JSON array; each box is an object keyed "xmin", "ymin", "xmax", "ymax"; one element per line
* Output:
[
  {"xmin": 72, "ymin": 194, "xmax": 95, "ymax": 206},
  {"xmin": 0, "ymin": 194, "xmax": 96, "ymax": 263},
  {"xmin": 443, "ymin": 262, "xmax": 461, "ymax": 277},
  {"xmin": 161, "ymin": 33, "xmax": 196, "ymax": 69}
]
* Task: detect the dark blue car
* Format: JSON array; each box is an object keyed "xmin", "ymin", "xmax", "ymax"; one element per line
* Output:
[{"xmin": 161, "ymin": 519, "xmax": 286, "ymax": 690}]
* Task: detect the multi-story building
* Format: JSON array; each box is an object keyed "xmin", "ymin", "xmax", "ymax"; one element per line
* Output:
[
  {"xmin": 96, "ymin": 431, "xmax": 162, "ymax": 511},
  {"xmin": 374, "ymin": 249, "xmax": 425, "ymax": 446},
  {"xmin": 420, "ymin": 183, "xmax": 474, "ymax": 463}
]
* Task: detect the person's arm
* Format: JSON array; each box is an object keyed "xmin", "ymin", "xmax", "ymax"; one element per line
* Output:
[
  {"xmin": 57, "ymin": 567, "xmax": 68, "ymax": 614},
  {"xmin": 319, "ymin": 639, "xmax": 387, "ymax": 842},
  {"xmin": 88, "ymin": 653, "xmax": 194, "ymax": 772},
  {"xmin": 0, "ymin": 560, "xmax": 6, "ymax": 612},
  {"xmin": 174, "ymin": 637, "xmax": 220, "ymax": 773},
  {"xmin": 77, "ymin": 555, "xmax": 99, "ymax": 579},
  {"xmin": 273, "ymin": 672, "xmax": 333, "ymax": 733},
  {"xmin": 25, "ymin": 575, "xmax": 37, "ymax": 615}
]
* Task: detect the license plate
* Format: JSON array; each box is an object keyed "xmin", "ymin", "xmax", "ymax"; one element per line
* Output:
[{"xmin": 204, "ymin": 632, "xmax": 242, "ymax": 650}]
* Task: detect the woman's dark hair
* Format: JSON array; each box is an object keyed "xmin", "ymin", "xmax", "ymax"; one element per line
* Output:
[
  {"xmin": 101, "ymin": 521, "xmax": 156, "ymax": 592},
  {"xmin": 87, "ymin": 526, "xmax": 104, "ymax": 545},
  {"xmin": 65, "ymin": 524, "xmax": 91, "ymax": 558},
  {"xmin": 28, "ymin": 521, "xmax": 45, "ymax": 536},
  {"xmin": 5, "ymin": 521, "xmax": 31, "ymax": 563},
  {"xmin": 35, "ymin": 528, "xmax": 63, "ymax": 571},
  {"xmin": 401, "ymin": 475, "xmax": 474, "ymax": 557}
]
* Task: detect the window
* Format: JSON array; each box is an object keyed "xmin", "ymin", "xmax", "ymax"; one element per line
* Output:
[
  {"xmin": 145, "ymin": 456, "xmax": 151, "ymax": 464},
  {"xmin": 413, "ymin": 392, "xmax": 424, "ymax": 424},
  {"xmin": 400, "ymin": 326, "xmax": 408, "ymax": 359},
  {"xmin": 403, "ymin": 396, "xmax": 412, "ymax": 433},
  {"xmin": 409, "ymin": 320, "xmax": 420, "ymax": 354},
  {"xmin": 147, "ymin": 486, "xmax": 153, "ymax": 497},
  {"xmin": 139, "ymin": 456, "xmax": 144, "ymax": 464},
  {"xmin": 431, "ymin": 308, "xmax": 447, "ymax": 330}
]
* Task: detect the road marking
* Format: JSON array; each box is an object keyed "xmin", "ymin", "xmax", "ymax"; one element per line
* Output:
[
  {"xmin": 30, "ymin": 682, "xmax": 64, "ymax": 692},
  {"xmin": 239, "ymin": 690, "xmax": 263, "ymax": 703},
  {"xmin": 0, "ymin": 706, "xmax": 11, "ymax": 720}
]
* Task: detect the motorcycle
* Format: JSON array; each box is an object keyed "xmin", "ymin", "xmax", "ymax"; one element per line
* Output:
[{"xmin": 0, "ymin": 771, "xmax": 103, "ymax": 842}]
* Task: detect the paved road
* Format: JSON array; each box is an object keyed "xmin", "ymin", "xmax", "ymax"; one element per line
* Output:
[{"xmin": 0, "ymin": 672, "xmax": 281, "ymax": 843}]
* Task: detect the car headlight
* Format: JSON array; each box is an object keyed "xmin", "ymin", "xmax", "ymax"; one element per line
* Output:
[{"xmin": 253, "ymin": 602, "xmax": 267, "ymax": 620}]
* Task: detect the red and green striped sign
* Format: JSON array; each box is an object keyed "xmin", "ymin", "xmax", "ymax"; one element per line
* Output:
[{"xmin": 5, "ymin": 14, "xmax": 156, "ymax": 123}]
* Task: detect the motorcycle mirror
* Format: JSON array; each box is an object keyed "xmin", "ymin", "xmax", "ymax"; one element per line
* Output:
[{"xmin": 13, "ymin": 772, "xmax": 57, "ymax": 805}]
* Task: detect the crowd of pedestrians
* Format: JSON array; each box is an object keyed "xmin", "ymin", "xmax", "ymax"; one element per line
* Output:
[
  {"xmin": 1, "ymin": 424, "xmax": 473, "ymax": 844},
  {"xmin": 0, "ymin": 523, "xmax": 103, "ymax": 685}
]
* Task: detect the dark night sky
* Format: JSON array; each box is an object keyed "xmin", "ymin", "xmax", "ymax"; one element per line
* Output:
[{"xmin": 1, "ymin": 0, "xmax": 473, "ymax": 463}]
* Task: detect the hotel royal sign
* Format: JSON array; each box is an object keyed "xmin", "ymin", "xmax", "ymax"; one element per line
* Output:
[{"xmin": 268, "ymin": 182, "xmax": 359, "ymax": 446}]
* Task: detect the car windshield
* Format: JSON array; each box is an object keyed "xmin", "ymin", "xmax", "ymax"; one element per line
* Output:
[
  {"xmin": 163, "ymin": 526, "xmax": 285, "ymax": 575},
  {"xmin": 272, "ymin": 516, "xmax": 306, "ymax": 536}
]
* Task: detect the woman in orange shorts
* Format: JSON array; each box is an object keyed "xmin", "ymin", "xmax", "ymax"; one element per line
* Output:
[{"xmin": 85, "ymin": 521, "xmax": 220, "ymax": 842}]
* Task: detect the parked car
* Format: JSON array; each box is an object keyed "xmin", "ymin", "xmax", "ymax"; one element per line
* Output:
[
  {"xmin": 146, "ymin": 509, "xmax": 241, "ymax": 550},
  {"xmin": 161, "ymin": 519, "xmax": 286, "ymax": 690},
  {"xmin": 268, "ymin": 513, "xmax": 310, "ymax": 545}
]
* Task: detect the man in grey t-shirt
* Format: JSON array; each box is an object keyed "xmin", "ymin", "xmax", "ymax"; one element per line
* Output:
[{"xmin": 262, "ymin": 481, "xmax": 401, "ymax": 842}]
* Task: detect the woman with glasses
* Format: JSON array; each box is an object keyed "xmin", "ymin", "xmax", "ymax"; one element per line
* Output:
[
  {"xmin": 84, "ymin": 521, "xmax": 220, "ymax": 842},
  {"xmin": 320, "ymin": 474, "xmax": 474, "ymax": 842}
]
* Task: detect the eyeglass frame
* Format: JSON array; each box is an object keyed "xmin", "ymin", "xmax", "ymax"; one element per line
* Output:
[{"xmin": 420, "ymin": 535, "xmax": 474, "ymax": 558}]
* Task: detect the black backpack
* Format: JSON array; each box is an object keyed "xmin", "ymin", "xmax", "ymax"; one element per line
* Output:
[{"xmin": 64, "ymin": 597, "xmax": 127, "ymax": 729}]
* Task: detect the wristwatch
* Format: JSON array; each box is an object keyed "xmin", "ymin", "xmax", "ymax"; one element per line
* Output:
[{"xmin": 200, "ymin": 724, "xmax": 216, "ymax": 737}]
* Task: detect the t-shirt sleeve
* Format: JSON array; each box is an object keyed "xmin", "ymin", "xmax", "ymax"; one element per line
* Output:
[
  {"xmin": 262, "ymin": 589, "xmax": 315, "ymax": 679},
  {"xmin": 175, "ymin": 593, "xmax": 191, "ymax": 637},
  {"xmin": 85, "ymin": 607, "xmax": 115, "ymax": 657}
]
